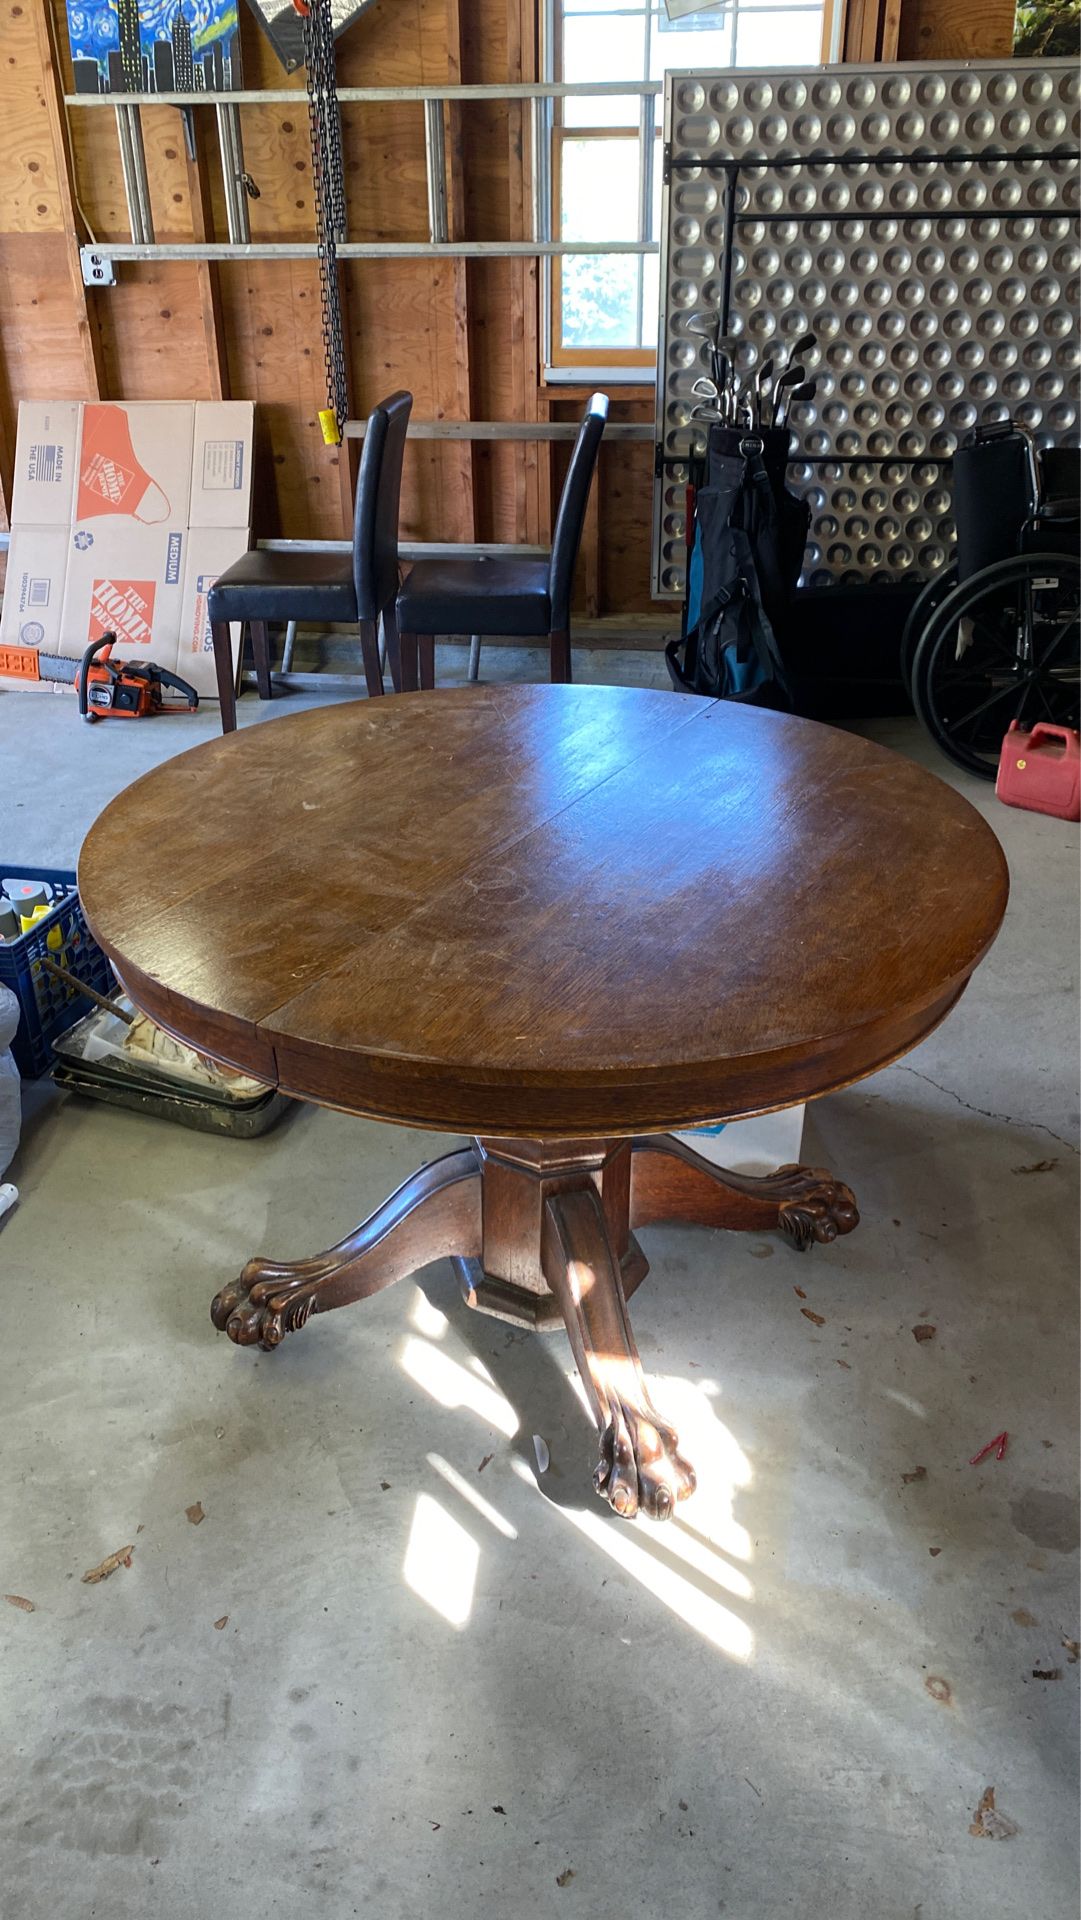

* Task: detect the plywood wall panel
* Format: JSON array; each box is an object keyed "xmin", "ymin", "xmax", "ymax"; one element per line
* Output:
[
  {"xmin": 0, "ymin": 0, "xmax": 63, "ymax": 234},
  {"xmin": 98, "ymin": 264, "xmax": 217, "ymax": 399},
  {"xmin": 898, "ymin": 0, "xmax": 1015, "ymax": 61},
  {"xmin": 0, "ymin": 233, "xmax": 90, "ymax": 394}
]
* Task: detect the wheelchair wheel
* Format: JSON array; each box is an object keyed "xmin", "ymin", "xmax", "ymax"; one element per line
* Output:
[
  {"xmin": 900, "ymin": 564, "xmax": 956, "ymax": 699},
  {"xmin": 911, "ymin": 552, "xmax": 1081, "ymax": 779}
]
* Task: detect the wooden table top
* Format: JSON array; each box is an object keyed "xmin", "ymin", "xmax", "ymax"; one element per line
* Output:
[{"xmin": 79, "ymin": 685, "xmax": 1009, "ymax": 1137}]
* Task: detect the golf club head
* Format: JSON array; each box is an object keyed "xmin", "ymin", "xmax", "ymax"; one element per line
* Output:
[
  {"xmin": 770, "ymin": 363, "xmax": 807, "ymax": 426},
  {"xmin": 777, "ymin": 378, "xmax": 817, "ymax": 430},
  {"xmin": 788, "ymin": 330, "xmax": 818, "ymax": 364}
]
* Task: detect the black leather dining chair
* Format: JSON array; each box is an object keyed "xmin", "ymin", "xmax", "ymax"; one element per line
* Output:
[
  {"xmin": 209, "ymin": 390, "xmax": 413, "ymax": 733},
  {"xmin": 395, "ymin": 392, "xmax": 608, "ymax": 689}
]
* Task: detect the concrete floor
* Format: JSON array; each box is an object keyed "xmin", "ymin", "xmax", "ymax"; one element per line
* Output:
[{"xmin": 1, "ymin": 644, "xmax": 1077, "ymax": 1920}]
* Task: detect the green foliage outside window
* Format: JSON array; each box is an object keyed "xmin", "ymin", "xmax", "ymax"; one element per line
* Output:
[{"xmin": 1014, "ymin": 0, "xmax": 1081, "ymax": 55}]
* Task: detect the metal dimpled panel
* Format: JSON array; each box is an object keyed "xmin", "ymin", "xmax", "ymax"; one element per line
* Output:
[{"xmin": 653, "ymin": 61, "xmax": 1080, "ymax": 597}]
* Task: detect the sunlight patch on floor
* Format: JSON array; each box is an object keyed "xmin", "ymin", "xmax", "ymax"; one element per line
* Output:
[
  {"xmin": 410, "ymin": 1289, "xmax": 449, "ymax": 1340},
  {"xmin": 403, "ymin": 1493, "xmax": 479, "ymax": 1628},
  {"xmin": 427, "ymin": 1451, "xmax": 519, "ymax": 1539},
  {"xmin": 532, "ymin": 1485, "xmax": 754, "ymax": 1662},
  {"xmin": 400, "ymin": 1336, "xmax": 519, "ymax": 1437}
]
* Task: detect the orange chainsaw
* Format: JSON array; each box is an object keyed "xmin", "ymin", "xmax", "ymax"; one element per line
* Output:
[{"xmin": 0, "ymin": 635, "xmax": 199, "ymax": 720}]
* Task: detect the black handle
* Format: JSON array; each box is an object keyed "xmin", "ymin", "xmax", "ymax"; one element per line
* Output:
[
  {"xmin": 77, "ymin": 633, "xmax": 114, "ymax": 722},
  {"xmin": 153, "ymin": 666, "xmax": 199, "ymax": 709}
]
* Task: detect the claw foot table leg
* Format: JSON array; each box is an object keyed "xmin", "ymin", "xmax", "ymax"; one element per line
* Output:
[
  {"xmin": 541, "ymin": 1184, "xmax": 696, "ymax": 1522},
  {"xmin": 630, "ymin": 1135, "xmax": 859, "ymax": 1250},
  {"xmin": 210, "ymin": 1146, "xmax": 482, "ymax": 1350}
]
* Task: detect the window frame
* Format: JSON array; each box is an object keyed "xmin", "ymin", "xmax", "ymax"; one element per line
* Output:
[{"xmin": 542, "ymin": 0, "xmax": 835, "ymax": 383}]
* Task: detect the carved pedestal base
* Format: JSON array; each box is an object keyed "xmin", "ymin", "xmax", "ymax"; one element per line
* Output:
[{"xmin": 211, "ymin": 1132, "xmax": 858, "ymax": 1521}]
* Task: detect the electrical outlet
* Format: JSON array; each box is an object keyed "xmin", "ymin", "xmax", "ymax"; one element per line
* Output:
[{"xmin": 79, "ymin": 249, "xmax": 116, "ymax": 288}]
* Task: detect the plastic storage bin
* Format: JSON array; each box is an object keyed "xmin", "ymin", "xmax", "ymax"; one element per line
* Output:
[{"xmin": 0, "ymin": 866, "xmax": 116, "ymax": 1078}]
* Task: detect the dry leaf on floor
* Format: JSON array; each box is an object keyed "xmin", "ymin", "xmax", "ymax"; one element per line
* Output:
[
  {"xmin": 556, "ymin": 1869, "xmax": 575, "ymax": 1888},
  {"xmin": 800, "ymin": 1307, "xmax": 826, "ymax": 1326},
  {"xmin": 186, "ymin": 1503, "xmax": 205, "ymax": 1525},
  {"xmin": 477, "ymin": 1454, "xmax": 493, "ymax": 1474},
  {"xmin": 929, "ymin": 1547, "xmax": 942, "ymax": 1557},
  {"xmin": 1013, "ymin": 1160, "xmax": 1057, "ymax": 1175},
  {"xmin": 1032, "ymin": 1668, "xmax": 1060, "ymax": 1681},
  {"xmin": 82, "ymin": 1546, "xmax": 134, "ymax": 1584},
  {"xmin": 793, "ymin": 1285, "xmax": 807, "ymax": 1299},
  {"xmin": 1062, "ymin": 1639, "xmax": 1079, "ymax": 1664},
  {"xmin": 969, "ymin": 1787, "xmax": 1019, "ymax": 1840},
  {"xmin": 1011, "ymin": 1608, "xmax": 1038, "ymax": 1628},
  {"xmin": 4, "ymin": 1595, "xmax": 35, "ymax": 1612},
  {"xmin": 533, "ymin": 1435, "xmax": 551, "ymax": 1474},
  {"xmin": 912, "ymin": 1324, "xmax": 937, "ymax": 1342},
  {"xmin": 835, "ymin": 1359, "xmax": 852, "ymax": 1369},
  {"xmin": 901, "ymin": 1466, "xmax": 927, "ymax": 1484},
  {"xmin": 214, "ymin": 1616, "xmax": 229, "ymax": 1631}
]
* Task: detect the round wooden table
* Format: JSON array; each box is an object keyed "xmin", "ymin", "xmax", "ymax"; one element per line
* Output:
[{"xmin": 80, "ymin": 686, "xmax": 1008, "ymax": 1522}]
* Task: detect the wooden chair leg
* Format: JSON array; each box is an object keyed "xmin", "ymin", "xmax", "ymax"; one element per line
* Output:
[
  {"xmin": 212, "ymin": 620, "xmax": 237, "ymax": 733},
  {"xmin": 418, "ymin": 634, "xmax": 436, "ymax": 690},
  {"xmin": 249, "ymin": 620, "xmax": 273, "ymax": 701},
  {"xmin": 359, "ymin": 618, "xmax": 384, "ymax": 697},
  {"xmin": 381, "ymin": 603, "xmax": 402, "ymax": 693},
  {"xmin": 549, "ymin": 629, "xmax": 572, "ymax": 684},
  {"xmin": 399, "ymin": 631, "xmax": 419, "ymax": 693}
]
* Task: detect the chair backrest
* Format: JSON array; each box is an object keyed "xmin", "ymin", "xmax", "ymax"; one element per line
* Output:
[
  {"xmin": 548, "ymin": 392, "xmax": 609, "ymax": 630},
  {"xmin": 353, "ymin": 390, "xmax": 413, "ymax": 620},
  {"xmin": 953, "ymin": 424, "xmax": 1036, "ymax": 584}
]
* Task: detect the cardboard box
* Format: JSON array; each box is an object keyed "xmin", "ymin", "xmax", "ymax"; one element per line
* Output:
[
  {"xmin": 190, "ymin": 402, "xmax": 255, "ymax": 528},
  {"xmin": 60, "ymin": 522, "xmax": 187, "ymax": 668},
  {"xmin": 74, "ymin": 402, "xmax": 194, "ymax": 529},
  {"xmin": 9, "ymin": 403, "xmax": 81, "ymax": 526},
  {"xmin": 674, "ymin": 1104, "xmax": 806, "ymax": 1177},
  {"xmin": 2, "ymin": 398, "xmax": 254, "ymax": 704},
  {"xmin": 0, "ymin": 526, "xmax": 70, "ymax": 653},
  {"xmin": 178, "ymin": 527, "xmax": 250, "ymax": 696}
]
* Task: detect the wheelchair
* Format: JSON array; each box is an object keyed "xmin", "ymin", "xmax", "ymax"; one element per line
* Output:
[{"xmin": 901, "ymin": 423, "xmax": 1080, "ymax": 779}]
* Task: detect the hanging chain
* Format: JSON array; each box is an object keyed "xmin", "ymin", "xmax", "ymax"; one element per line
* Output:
[{"xmin": 301, "ymin": 0, "xmax": 349, "ymax": 438}]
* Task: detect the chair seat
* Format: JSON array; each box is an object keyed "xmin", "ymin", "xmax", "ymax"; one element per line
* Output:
[
  {"xmin": 207, "ymin": 550, "xmax": 358, "ymax": 625},
  {"xmin": 396, "ymin": 557, "xmax": 551, "ymax": 637}
]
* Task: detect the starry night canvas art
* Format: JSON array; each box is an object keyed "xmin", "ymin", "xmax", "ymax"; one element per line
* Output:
[{"xmin": 65, "ymin": 1, "xmax": 243, "ymax": 94}]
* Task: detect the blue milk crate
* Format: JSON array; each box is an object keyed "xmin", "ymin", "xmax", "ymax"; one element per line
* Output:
[{"xmin": 0, "ymin": 866, "xmax": 117, "ymax": 1079}]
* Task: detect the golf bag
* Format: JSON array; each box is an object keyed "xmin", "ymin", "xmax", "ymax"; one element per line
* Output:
[{"xmin": 666, "ymin": 426, "xmax": 810, "ymax": 705}]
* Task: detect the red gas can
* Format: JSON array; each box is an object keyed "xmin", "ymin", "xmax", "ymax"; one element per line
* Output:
[{"xmin": 996, "ymin": 722, "xmax": 1081, "ymax": 822}]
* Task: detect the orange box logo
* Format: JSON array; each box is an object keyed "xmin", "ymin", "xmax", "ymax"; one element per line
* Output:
[
  {"xmin": 89, "ymin": 578, "xmax": 156, "ymax": 649},
  {"xmin": 78, "ymin": 405, "xmax": 171, "ymax": 523}
]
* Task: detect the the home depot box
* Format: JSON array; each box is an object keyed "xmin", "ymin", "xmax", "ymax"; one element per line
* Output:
[
  {"xmin": 57, "ymin": 400, "xmax": 206, "ymax": 671},
  {"xmin": 190, "ymin": 402, "xmax": 255, "ymax": 527},
  {"xmin": 178, "ymin": 527, "xmax": 251, "ymax": 696},
  {"xmin": 61, "ymin": 521, "xmax": 188, "ymax": 670},
  {"xmin": 0, "ymin": 526, "xmax": 69, "ymax": 653},
  {"xmin": 9, "ymin": 403, "xmax": 81, "ymax": 526}
]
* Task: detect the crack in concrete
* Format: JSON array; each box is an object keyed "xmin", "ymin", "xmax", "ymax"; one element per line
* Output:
[{"xmin": 898, "ymin": 1066, "xmax": 1080, "ymax": 1156}]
